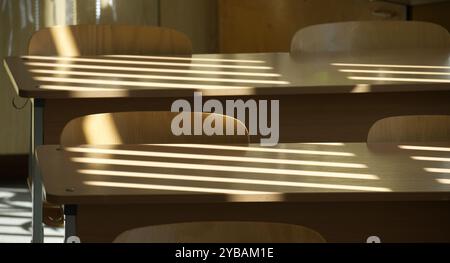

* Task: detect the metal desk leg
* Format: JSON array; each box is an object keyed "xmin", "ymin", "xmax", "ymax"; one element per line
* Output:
[
  {"xmin": 31, "ymin": 99, "xmax": 44, "ymax": 243},
  {"xmin": 64, "ymin": 205, "xmax": 78, "ymax": 243}
]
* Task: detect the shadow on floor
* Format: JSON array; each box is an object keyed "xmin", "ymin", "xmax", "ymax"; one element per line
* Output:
[{"xmin": 0, "ymin": 183, "xmax": 64, "ymax": 243}]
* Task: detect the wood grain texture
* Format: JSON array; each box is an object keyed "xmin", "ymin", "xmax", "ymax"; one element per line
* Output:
[
  {"xmin": 218, "ymin": 0, "xmax": 406, "ymax": 53},
  {"xmin": 367, "ymin": 115, "xmax": 450, "ymax": 143},
  {"xmin": 60, "ymin": 111, "xmax": 249, "ymax": 146},
  {"xmin": 28, "ymin": 24, "xmax": 192, "ymax": 56},
  {"xmin": 291, "ymin": 21, "xmax": 450, "ymax": 53},
  {"xmin": 113, "ymin": 221, "xmax": 325, "ymax": 243}
]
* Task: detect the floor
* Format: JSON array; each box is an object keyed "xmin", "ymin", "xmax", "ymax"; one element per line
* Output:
[{"xmin": 0, "ymin": 182, "xmax": 64, "ymax": 243}]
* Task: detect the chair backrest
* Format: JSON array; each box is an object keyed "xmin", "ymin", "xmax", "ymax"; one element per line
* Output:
[
  {"xmin": 113, "ymin": 221, "xmax": 326, "ymax": 243},
  {"xmin": 60, "ymin": 111, "xmax": 249, "ymax": 146},
  {"xmin": 291, "ymin": 21, "xmax": 450, "ymax": 53},
  {"xmin": 28, "ymin": 24, "xmax": 192, "ymax": 56},
  {"xmin": 367, "ymin": 115, "xmax": 450, "ymax": 143}
]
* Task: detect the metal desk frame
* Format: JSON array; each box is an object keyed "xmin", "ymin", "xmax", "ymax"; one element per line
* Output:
[{"xmin": 30, "ymin": 98, "xmax": 44, "ymax": 243}]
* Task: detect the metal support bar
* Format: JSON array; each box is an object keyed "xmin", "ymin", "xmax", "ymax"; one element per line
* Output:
[
  {"xmin": 64, "ymin": 205, "xmax": 78, "ymax": 243},
  {"xmin": 31, "ymin": 98, "xmax": 44, "ymax": 243}
]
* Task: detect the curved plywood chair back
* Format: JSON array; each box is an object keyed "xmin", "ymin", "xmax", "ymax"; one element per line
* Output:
[
  {"xmin": 113, "ymin": 221, "xmax": 326, "ymax": 243},
  {"xmin": 367, "ymin": 115, "xmax": 450, "ymax": 143},
  {"xmin": 60, "ymin": 111, "xmax": 249, "ymax": 146},
  {"xmin": 291, "ymin": 21, "xmax": 450, "ymax": 53},
  {"xmin": 28, "ymin": 24, "xmax": 192, "ymax": 56}
]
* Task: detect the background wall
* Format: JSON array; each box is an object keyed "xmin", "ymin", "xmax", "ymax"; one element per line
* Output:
[
  {"xmin": 0, "ymin": 0, "xmax": 36, "ymax": 179},
  {"xmin": 218, "ymin": 0, "xmax": 407, "ymax": 53},
  {"xmin": 0, "ymin": 0, "xmax": 160, "ymax": 179},
  {"xmin": 161, "ymin": 0, "xmax": 218, "ymax": 53},
  {"xmin": 0, "ymin": 0, "xmax": 218, "ymax": 180}
]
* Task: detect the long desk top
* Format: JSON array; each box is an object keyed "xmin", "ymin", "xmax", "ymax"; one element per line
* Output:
[
  {"xmin": 36, "ymin": 142, "xmax": 450, "ymax": 204},
  {"xmin": 4, "ymin": 49, "xmax": 450, "ymax": 99}
]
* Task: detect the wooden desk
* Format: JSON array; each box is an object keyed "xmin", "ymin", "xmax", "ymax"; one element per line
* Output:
[
  {"xmin": 37, "ymin": 142, "xmax": 450, "ymax": 242},
  {"xmin": 5, "ymin": 50, "xmax": 450, "ymax": 143},
  {"xmin": 5, "ymin": 49, "xmax": 450, "ymax": 242}
]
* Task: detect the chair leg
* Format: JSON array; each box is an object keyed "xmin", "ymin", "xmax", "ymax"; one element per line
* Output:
[{"xmin": 64, "ymin": 205, "xmax": 79, "ymax": 243}]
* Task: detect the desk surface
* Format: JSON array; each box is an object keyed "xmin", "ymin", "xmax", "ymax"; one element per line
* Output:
[
  {"xmin": 4, "ymin": 49, "xmax": 450, "ymax": 99},
  {"xmin": 36, "ymin": 142, "xmax": 450, "ymax": 204}
]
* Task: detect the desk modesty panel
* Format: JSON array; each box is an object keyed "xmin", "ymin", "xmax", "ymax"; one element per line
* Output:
[{"xmin": 4, "ymin": 49, "xmax": 450, "ymax": 99}]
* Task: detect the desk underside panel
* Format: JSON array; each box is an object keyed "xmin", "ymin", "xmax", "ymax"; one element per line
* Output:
[
  {"xmin": 75, "ymin": 201, "xmax": 450, "ymax": 243},
  {"xmin": 43, "ymin": 91, "xmax": 450, "ymax": 144}
]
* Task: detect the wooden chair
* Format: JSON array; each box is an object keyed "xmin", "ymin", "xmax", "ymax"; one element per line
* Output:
[
  {"xmin": 291, "ymin": 21, "xmax": 450, "ymax": 53},
  {"xmin": 113, "ymin": 221, "xmax": 326, "ymax": 243},
  {"xmin": 64, "ymin": 113, "xmax": 326, "ymax": 243},
  {"xmin": 28, "ymin": 24, "xmax": 192, "ymax": 227},
  {"xmin": 367, "ymin": 115, "xmax": 450, "ymax": 143},
  {"xmin": 60, "ymin": 111, "xmax": 250, "ymax": 146},
  {"xmin": 49, "ymin": 111, "xmax": 248, "ymax": 228},
  {"xmin": 28, "ymin": 24, "xmax": 192, "ymax": 56}
]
